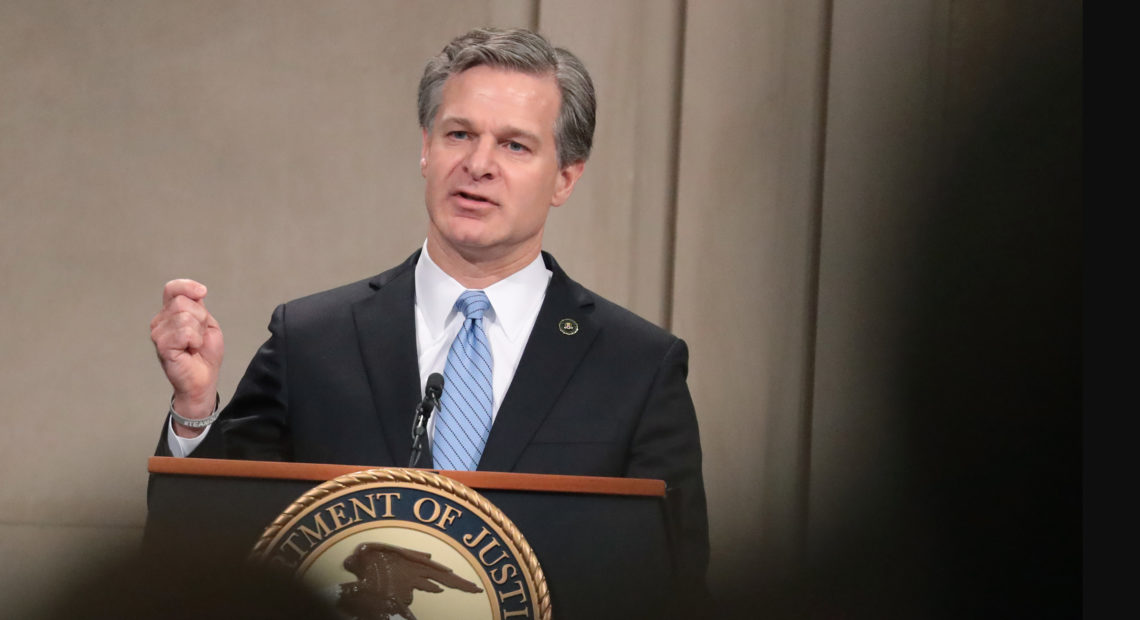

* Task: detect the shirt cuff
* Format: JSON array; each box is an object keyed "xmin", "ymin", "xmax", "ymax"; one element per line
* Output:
[{"xmin": 166, "ymin": 416, "xmax": 212, "ymax": 457}]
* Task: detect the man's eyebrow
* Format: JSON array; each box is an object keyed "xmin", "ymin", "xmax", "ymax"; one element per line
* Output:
[
  {"xmin": 437, "ymin": 115, "xmax": 473, "ymax": 128},
  {"xmin": 499, "ymin": 126, "xmax": 542, "ymax": 145}
]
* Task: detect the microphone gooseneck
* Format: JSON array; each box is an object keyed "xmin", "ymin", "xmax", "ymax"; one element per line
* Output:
[{"xmin": 408, "ymin": 373, "xmax": 444, "ymax": 468}]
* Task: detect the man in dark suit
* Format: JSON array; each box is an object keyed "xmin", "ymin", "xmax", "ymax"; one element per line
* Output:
[{"xmin": 150, "ymin": 28, "xmax": 707, "ymax": 581}]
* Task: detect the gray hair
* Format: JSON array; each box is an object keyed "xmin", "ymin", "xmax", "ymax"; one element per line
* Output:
[{"xmin": 417, "ymin": 28, "xmax": 596, "ymax": 167}]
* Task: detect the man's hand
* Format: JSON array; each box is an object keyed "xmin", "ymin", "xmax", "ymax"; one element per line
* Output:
[{"xmin": 150, "ymin": 279, "xmax": 224, "ymax": 437}]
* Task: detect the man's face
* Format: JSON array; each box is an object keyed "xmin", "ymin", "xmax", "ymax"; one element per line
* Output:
[{"xmin": 421, "ymin": 65, "xmax": 584, "ymax": 264}]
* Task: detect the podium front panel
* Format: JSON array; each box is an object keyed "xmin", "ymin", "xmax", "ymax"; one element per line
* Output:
[{"xmin": 145, "ymin": 469, "xmax": 676, "ymax": 619}]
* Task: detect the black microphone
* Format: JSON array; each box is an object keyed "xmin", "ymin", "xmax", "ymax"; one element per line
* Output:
[{"xmin": 408, "ymin": 373, "xmax": 444, "ymax": 468}]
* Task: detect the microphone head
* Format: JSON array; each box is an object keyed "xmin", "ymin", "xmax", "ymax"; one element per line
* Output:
[{"xmin": 426, "ymin": 372, "xmax": 444, "ymax": 398}]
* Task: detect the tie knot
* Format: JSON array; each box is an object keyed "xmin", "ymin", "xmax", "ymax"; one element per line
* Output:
[{"xmin": 455, "ymin": 290, "xmax": 490, "ymax": 320}]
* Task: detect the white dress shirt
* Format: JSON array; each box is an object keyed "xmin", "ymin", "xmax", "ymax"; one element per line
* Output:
[
  {"xmin": 168, "ymin": 243, "xmax": 551, "ymax": 457},
  {"xmin": 413, "ymin": 243, "xmax": 551, "ymax": 437}
]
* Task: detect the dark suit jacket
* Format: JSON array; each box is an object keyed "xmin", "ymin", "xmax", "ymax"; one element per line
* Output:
[{"xmin": 158, "ymin": 250, "xmax": 708, "ymax": 577}]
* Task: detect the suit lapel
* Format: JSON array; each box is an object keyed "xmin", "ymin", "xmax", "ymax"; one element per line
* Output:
[
  {"xmin": 479, "ymin": 253, "xmax": 598, "ymax": 472},
  {"xmin": 352, "ymin": 251, "xmax": 421, "ymax": 467}
]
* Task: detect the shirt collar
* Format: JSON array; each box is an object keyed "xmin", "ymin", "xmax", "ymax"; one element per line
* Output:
[{"xmin": 415, "ymin": 241, "xmax": 551, "ymax": 342}]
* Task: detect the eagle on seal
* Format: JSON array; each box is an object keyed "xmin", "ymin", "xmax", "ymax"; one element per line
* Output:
[{"xmin": 336, "ymin": 542, "xmax": 483, "ymax": 620}]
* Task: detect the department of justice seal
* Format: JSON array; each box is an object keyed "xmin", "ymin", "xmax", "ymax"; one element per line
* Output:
[{"xmin": 250, "ymin": 468, "xmax": 550, "ymax": 620}]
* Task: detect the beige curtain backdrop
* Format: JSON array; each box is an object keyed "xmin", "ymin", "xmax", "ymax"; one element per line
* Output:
[{"xmin": 0, "ymin": 0, "xmax": 1080, "ymax": 612}]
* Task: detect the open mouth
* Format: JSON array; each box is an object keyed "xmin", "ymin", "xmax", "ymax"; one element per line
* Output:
[{"xmin": 455, "ymin": 190, "xmax": 496, "ymax": 205}]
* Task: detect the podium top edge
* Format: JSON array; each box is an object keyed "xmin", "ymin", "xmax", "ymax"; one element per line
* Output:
[{"xmin": 147, "ymin": 456, "xmax": 666, "ymax": 498}]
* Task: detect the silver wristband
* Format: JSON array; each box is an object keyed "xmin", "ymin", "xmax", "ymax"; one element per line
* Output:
[{"xmin": 169, "ymin": 393, "xmax": 221, "ymax": 429}]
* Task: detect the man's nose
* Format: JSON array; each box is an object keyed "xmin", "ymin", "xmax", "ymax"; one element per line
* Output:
[{"xmin": 463, "ymin": 137, "xmax": 497, "ymax": 180}]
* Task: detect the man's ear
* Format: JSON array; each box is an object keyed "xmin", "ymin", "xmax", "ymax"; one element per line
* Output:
[
  {"xmin": 420, "ymin": 128, "xmax": 430, "ymax": 177},
  {"xmin": 551, "ymin": 161, "xmax": 586, "ymax": 207}
]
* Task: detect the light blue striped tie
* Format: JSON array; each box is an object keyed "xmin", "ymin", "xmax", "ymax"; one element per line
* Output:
[{"xmin": 433, "ymin": 290, "xmax": 493, "ymax": 471}]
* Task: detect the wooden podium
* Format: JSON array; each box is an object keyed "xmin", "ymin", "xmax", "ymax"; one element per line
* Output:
[{"xmin": 146, "ymin": 457, "xmax": 680, "ymax": 619}]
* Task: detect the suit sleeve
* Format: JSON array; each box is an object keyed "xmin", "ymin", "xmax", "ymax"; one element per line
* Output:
[
  {"xmin": 153, "ymin": 303, "xmax": 293, "ymax": 461},
  {"xmin": 624, "ymin": 338, "xmax": 710, "ymax": 582}
]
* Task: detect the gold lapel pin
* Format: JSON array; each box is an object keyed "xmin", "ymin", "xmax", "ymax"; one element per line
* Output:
[{"xmin": 558, "ymin": 318, "xmax": 579, "ymax": 335}]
